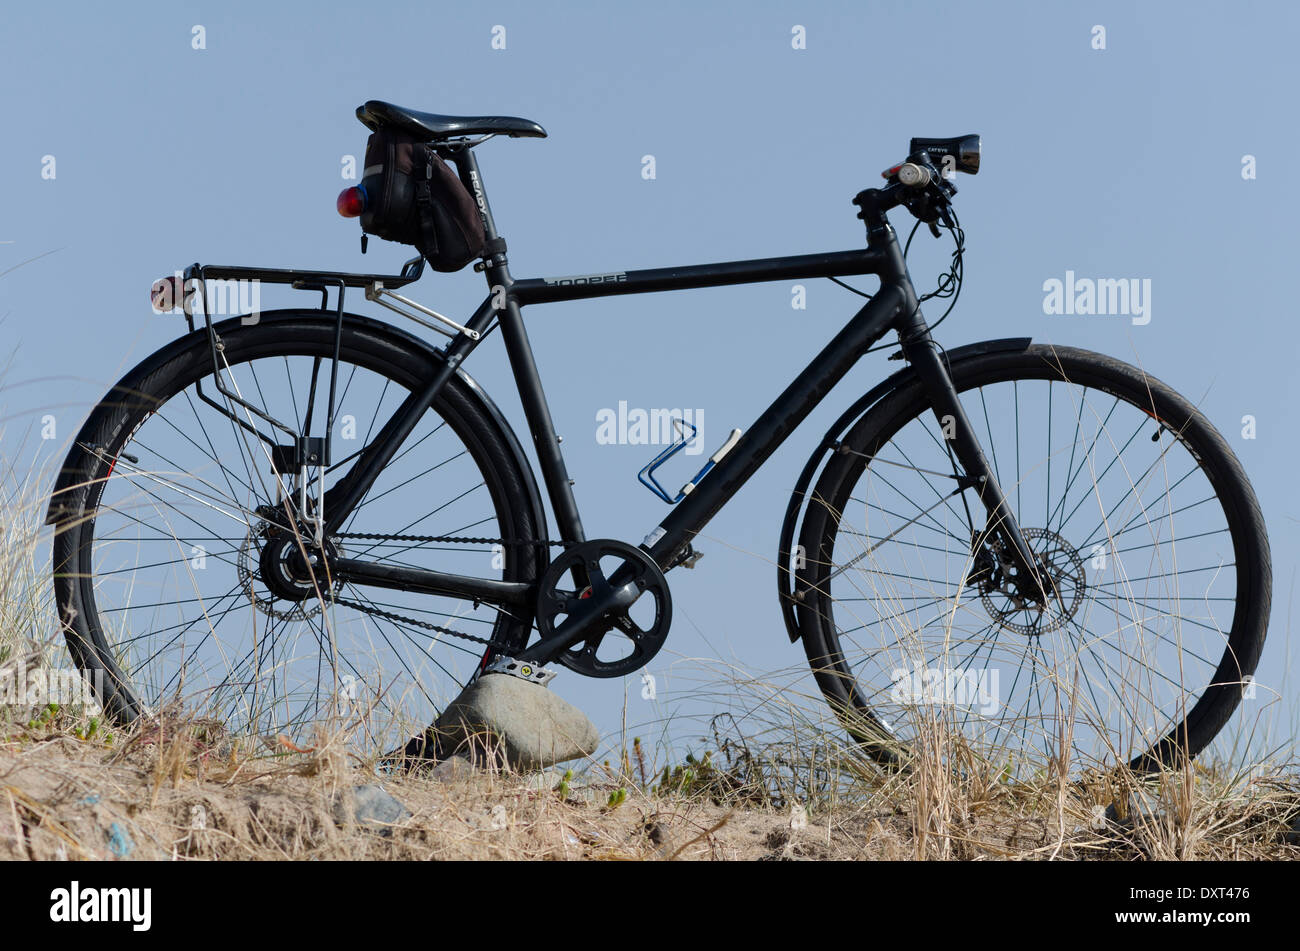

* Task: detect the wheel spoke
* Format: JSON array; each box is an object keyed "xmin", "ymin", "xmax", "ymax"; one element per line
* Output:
[
  {"xmin": 812, "ymin": 351, "xmax": 1260, "ymax": 777},
  {"xmin": 67, "ymin": 334, "xmax": 527, "ymax": 751}
]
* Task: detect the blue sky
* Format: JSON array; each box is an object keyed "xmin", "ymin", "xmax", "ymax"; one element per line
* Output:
[{"xmin": 3, "ymin": 0, "xmax": 1296, "ymax": 763}]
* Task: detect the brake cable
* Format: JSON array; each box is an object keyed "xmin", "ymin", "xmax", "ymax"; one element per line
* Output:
[{"xmin": 828, "ymin": 207, "xmax": 966, "ymax": 355}]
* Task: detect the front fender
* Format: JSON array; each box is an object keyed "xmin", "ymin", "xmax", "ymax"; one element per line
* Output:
[{"xmin": 777, "ymin": 337, "xmax": 1032, "ymax": 643}]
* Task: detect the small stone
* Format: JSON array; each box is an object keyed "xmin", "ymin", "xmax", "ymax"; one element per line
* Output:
[
  {"xmin": 333, "ymin": 784, "xmax": 412, "ymax": 835},
  {"xmin": 790, "ymin": 802, "xmax": 808, "ymax": 832},
  {"xmin": 427, "ymin": 755, "xmax": 476, "ymax": 783},
  {"xmin": 432, "ymin": 673, "xmax": 599, "ymax": 771}
]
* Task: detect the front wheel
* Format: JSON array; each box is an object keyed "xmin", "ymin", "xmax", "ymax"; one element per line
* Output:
[{"xmin": 795, "ymin": 344, "xmax": 1270, "ymax": 774}]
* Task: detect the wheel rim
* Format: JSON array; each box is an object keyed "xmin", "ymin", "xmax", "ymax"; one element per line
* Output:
[
  {"xmin": 72, "ymin": 327, "xmax": 531, "ymax": 749},
  {"xmin": 811, "ymin": 359, "xmax": 1255, "ymax": 775}
]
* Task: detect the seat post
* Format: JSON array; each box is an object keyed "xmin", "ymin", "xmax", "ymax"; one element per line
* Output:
[{"xmin": 447, "ymin": 146, "xmax": 502, "ymax": 244}]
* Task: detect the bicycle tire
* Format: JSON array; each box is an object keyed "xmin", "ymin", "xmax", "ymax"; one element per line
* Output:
[
  {"xmin": 51, "ymin": 310, "xmax": 547, "ymax": 743},
  {"xmin": 794, "ymin": 343, "xmax": 1271, "ymax": 773}
]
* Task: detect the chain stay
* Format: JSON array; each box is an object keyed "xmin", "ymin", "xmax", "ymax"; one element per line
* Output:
[
  {"xmin": 326, "ymin": 531, "xmax": 565, "ymax": 652},
  {"xmin": 330, "ymin": 593, "xmax": 517, "ymax": 652}
]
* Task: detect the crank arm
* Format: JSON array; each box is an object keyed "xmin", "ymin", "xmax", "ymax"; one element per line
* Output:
[{"xmin": 516, "ymin": 574, "xmax": 642, "ymax": 664}]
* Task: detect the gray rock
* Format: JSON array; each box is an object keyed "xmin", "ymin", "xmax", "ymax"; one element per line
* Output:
[
  {"xmin": 333, "ymin": 784, "xmax": 412, "ymax": 835},
  {"xmin": 432, "ymin": 673, "xmax": 599, "ymax": 771}
]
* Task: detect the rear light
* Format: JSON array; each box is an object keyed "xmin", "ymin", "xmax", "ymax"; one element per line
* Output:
[
  {"xmin": 336, "ymin": 185, "xmax": 367, "ymax": 218},
  {"xmin": 151, "ymin": 275, "xmax": 185, "ymax": 312}
]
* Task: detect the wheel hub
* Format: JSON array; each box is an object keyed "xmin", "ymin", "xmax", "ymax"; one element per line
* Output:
[
  {"xmin": 238, "ymin": 524, "xmax": 341, "ymax": 620},
  {"xmin": 974, "ymin": 527, "xmax": 1085, "ymax": 635}
]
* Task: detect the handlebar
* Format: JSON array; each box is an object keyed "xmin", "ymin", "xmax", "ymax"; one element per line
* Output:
[{"xmin": 859, "ymin": 134, "xmax": 980, "ymax": 234}]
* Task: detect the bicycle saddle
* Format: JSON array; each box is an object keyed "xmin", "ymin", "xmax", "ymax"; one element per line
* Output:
[{"xmin": 357, "ymin": 100, "xmax": 547, "ymax": 140}]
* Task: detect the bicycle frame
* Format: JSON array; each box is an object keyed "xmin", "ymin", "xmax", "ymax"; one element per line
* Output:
[{"xmin": 279, "ymin": 146, "xmax": 1040, "ymax": 659}]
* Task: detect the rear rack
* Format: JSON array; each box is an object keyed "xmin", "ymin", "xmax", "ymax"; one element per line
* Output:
[
  {"xmin": 182, "ymin": 254, "xmax": 425, "ymax": 296},
  {"xmin": 181, "ymin": 254, "xmax": 426, "ymax": 544}
]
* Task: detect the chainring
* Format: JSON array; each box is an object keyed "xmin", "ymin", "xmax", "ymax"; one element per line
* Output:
[{"xmin": 536, "ymin": 539, "xmax": 672, "ymax": 678}]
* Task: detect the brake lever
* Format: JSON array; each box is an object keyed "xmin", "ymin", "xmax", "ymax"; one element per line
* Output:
[{"xmin": 923, "ymin": 192, "xmax": 955, "ymax": 237}]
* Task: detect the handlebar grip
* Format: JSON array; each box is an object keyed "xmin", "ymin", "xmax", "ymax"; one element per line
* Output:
[{"xmin": 897, "ymin": 163, "xmax": 932, "ymax": 187}]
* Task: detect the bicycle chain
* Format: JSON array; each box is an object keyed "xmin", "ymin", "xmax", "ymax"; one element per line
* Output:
[
  {"xmin": 327, "ymin": 531, "xmax": 567, "ymax": 651},
  {"xmin": 329, "ymin": 593, "xmax": 517, "ymax": 651},
  {"xmin": 334, "ymin": 532, "xmax": 567, "ymax": 548}
]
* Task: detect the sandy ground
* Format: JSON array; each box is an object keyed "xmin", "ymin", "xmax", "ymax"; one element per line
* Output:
[
  {"xmin": 3, "ymin": 726, "xmax": 1298, "ymax": 861},
  {"xmin": 0, "ymin": 733, "xmax": 910, "ymax": 861}
]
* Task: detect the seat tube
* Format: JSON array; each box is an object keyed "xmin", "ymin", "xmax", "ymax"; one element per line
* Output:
[
  {"xmin": 495, "ymin": 297, "xmax": 586, "ymax": 544},
  {"xmin": 450, "ymin": 145, "xmax": 585, "ymax": 543},
  {"xmin": 449, "ymin": 146, "xmax": 500, "ymax": 241}
]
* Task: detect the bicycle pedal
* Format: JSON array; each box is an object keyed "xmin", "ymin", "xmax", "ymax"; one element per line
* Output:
[
  {"xmin": 637, "ymin": 420, "xmax": 743, "ymax": 504},
  {"xmin": 484, "ymin": 656, "xmax": 556, "ymax": 687}
]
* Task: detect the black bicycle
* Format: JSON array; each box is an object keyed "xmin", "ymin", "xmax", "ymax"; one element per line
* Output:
[{"xmin": 48, "ymin": 102, "xmax": 1271, "ymax": 773}]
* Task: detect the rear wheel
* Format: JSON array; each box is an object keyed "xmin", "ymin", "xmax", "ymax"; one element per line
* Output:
[
  {"xmin": 795, "ymin": 344, "xmax": 1270, "ymax": 774},
  {"xmin": 52, "ymin": 312, "xmax": 546, "ymax": 750}
]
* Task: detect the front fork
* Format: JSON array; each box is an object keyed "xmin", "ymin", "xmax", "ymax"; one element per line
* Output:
[
  {"xmin": 902, "ymin": 336, "xmax": 1047, "ymax": 603},
  {"xmin": 853, "ymin": 184, "xmax": 1045, "ymax": 602}
]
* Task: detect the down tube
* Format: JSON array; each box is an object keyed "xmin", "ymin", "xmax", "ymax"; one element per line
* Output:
[{"xmin": 645, "ymin": 284, "xmax": 907, "ymax": 568}]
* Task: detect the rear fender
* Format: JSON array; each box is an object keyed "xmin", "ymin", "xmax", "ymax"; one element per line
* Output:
[{"xmin": 45, "ymin": 310, "xmax": 550, "ymax": 576}]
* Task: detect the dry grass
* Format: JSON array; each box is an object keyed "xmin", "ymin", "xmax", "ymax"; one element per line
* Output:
[
  {"xmin": 599, "ymin": 661, "xmax": 1300, "ymax": 861},
  {"xmin": 1, "ymin": 421, "xmax": 1296, "ymax": 861},
  {"xmin": 1, "ymin": 696, "xmax": 1297, "ymax": 861},
  {"xmin": 0, "ymin": 431, "xmax": 57, "ymax": 695}
]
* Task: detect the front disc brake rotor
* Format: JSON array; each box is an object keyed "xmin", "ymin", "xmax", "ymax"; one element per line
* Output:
[
  {"xmin": 977, "ymin": 527, "xmax": 1086, "ymax": 636},
  {"xmin": 535, "ymin": 539, "xmax": 672, "ymax": 678}
]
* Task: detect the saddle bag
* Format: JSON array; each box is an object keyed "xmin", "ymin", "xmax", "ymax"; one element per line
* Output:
[{"xmin": 357, "ymin": 129, "xmax": 485, "ymax": 272}]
